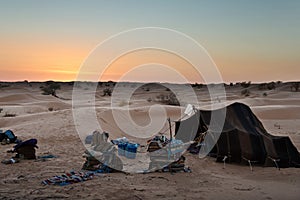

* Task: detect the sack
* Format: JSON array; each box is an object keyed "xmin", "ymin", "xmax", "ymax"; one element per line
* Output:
[
  {"xmin": 14, "ymin": 139, "xmax": 38, "ymax": 159},
  {"xmin": 16, "ymin": 146, "xmax": 36, "ymax": 159}
]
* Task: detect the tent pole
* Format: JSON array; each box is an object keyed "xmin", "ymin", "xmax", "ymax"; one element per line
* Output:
[{"xmin": 168, "ymin": 117, "xmax": 172, "ymax": 141}]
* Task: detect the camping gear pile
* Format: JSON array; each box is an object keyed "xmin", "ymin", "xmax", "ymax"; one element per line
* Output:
[
  {"xmin": 82, "ymin": 131, "xmax": 123, "ymax": 172},
  {"xmin": 147, "ymin": 135, "xmax": 169, "ymax": 152},
  {"xmin": 2, "ymin": 138, "xmax": 39, "ymax": 164},
  {"xmin": 0, "ymin": 129, "xmax": 39, "ymax": 164},
  {"xmin": 147, "ymin": 135, "xmax": 189, "ymax": 172},
  {"xmin": 175, "ymin": 102, "xmax": 300, "ymax": 169}
]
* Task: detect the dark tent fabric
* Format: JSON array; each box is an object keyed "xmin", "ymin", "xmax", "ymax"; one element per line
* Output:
[{"xmin": 175, "ymin": 102, "xmax": 300, "ymax": 168}]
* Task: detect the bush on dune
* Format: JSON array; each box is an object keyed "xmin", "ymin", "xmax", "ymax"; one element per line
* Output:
[
  {"xmin": 102, "ymin": 88, "xmax": 112, "ymax": 96},
  {"xmin": 241, "ymin": 81, "xmax": 251, "ymax": 88},
  {"xmin": 241, "ymin": 89, "xmax": 250, "ymax": 97},
  {"xmin": 3, "ymin": 113, "xmax": 16, "ymax": 117},
  {"xmin": 41, "ymin": 82, "xmax": 61, "ymax": 97},
  {"xmin": 156, "ymin": 93, "xmax": 180, "ymax": 106},
  {"xmin": 291, "ymin": 82, "xmax": 299, "ymax": 92}
]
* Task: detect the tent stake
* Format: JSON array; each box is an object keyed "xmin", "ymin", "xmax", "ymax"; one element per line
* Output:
[
  {"xmin": 248, "ymin": 160, "xmax": 253, "ymax": 172},
  {"xmin": 222, "ymin": 156, "xmax": 228, "ymax": 169},
  {"xmin": 268, "ymin": 157, "xmax": 280, "ymax": 170}
]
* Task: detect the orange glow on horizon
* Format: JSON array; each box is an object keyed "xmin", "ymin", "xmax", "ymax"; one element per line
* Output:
[{"xmin": 100, "ymin": 49, "xmax": 205, "ymax": 83}]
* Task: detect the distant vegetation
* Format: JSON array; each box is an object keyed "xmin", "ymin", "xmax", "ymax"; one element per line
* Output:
[
  {"xmin": 291, "ymin": 82, "xmax": 299, "ymax": 92},
  {"xmin": 40, "ymin": 81, "xmax": 61, "ymax": 97},
  {"xmin": 156, "ymin": 93, "xmax": 180, "ymax": 106},
  {"xmin": 0, "ymin": 83, "xmax": 9, "ymax": 88},
  {"xmin": 263, "ymin": 92, "xmax": 268, "ymax": 97},
  {"xmin": 241, "ymin": 89, "xmax": 250, "ymax": 97},
  {"xmin": 258, "ymin": 82, "xmax": 276, "ymax": 90},
  {"xmin": 102, "ymin": 88, "xmax": 112, "ymax": 96},
  {"xmin": 241, "ymin": 81, "xmax": 251, "ymax": 88},
  {"xmin": 191, "ymin": 83, "xmax": 203, "ymax": 89},
  {"xmin": 3, "ymin": 112, "xmax": 17, "ymax": 117}
]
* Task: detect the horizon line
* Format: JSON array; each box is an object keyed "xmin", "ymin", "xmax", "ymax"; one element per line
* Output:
[{"xmin": 1, "ymin": 80, "xmax": 299, "ymax": 85}]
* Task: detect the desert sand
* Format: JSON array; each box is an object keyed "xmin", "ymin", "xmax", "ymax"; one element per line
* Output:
[{"xmin": 0, "ymin": 81, "xmax": 299, "ymax": 200}]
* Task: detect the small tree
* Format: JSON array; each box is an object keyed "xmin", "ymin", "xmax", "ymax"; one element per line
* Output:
[
  {"xmin": 168, "ymin": 93, "xmax": 180, "ymax": 106},
  {"xmin": 241, "ymin": 81, "xmax": 251, "ymax": 88},
  {"xmin": 41, "ymin": 82, "xmax": 61, "ymax": 97},
  {"xmin": 267, "ymin": 82, "xmax": 276, "ymax": 90}
]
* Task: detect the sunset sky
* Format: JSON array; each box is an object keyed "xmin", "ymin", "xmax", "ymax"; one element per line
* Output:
[{"xmin": 0, "ymin": 0, "xmax": 299, "ymax": 83}]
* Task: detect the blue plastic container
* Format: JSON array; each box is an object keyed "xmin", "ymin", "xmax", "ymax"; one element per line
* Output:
[
  {"xmin": 125, "ymin": 143, "xmax": 138, "ymax": 159},
  {"xmin": 118, "ymin": 142, "xmax": 127, "ymax": 157}
]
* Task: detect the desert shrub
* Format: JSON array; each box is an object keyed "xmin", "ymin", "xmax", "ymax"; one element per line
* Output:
[
  {"xmin": 0, "ymin": 84, "xmax": 9, "ymax": 88},
  {"xmin": 191, "ymin": 83, "xmax": 203, "ymax": 89},
  {"xmin": 0, "ymin": 108, "xmax": 3, "ymax": 113},
  {"xmin": 241, "ymin": 89, "xmax": 250, "ymax": 97},
  {"xmin": 147, "ymin": 97, "xmax": 152, "ymax": 102},
  {"xmin": 156, "ymin": 93, "xmax": 180, "ymax": 106},
  {"xmin": 267, "ymin": 82, "xmax": 276, "ymax": 90},
  {"xmin": 102, "ymin": 88, "xmax": 112, "ymax": 96},
  {"xmin": 68, "ymin": 81, "xmax": 75, "ymax": 86},
  {"xmin": 156, "ymin": 94, "xmax": 166, "ymax": 101},
  {"xmin": 3, "ymin": 113, "xmax": 16, "ymax": 117},
  {"xmin": 229, "ymin": 82, "xmax": 234, "ymax": 86},
  {"xmin": 241, "ymin": 81, "xmax": 251, "ymax": 88},
  {"xmin": 41, "ymin": 82, "xmax": 61, "ymax": 96},
  {"xmin": 291, "ymin": 82, "xmax": 299, "ymax": 92},
  {"xmin": 263, "ymin": 92, "xmax": 267, "ymax": 97},
  {"xmin": 192, "ymin": 83, "xmax": 198, "ymax": 87},
  {"xmin": 48, "ymin": 107, "xmax": 54, "ymax": 111},
  {"xmin": 105, "ymin": 81, "xmax": 116, "ymax": 87},
  {"xmin": 258, "ymin": 83, "xmax": 267, "ymax": 90},
  {"xmin": 168, "ymin": 93, "xmax": 180, "ymax": 106}
]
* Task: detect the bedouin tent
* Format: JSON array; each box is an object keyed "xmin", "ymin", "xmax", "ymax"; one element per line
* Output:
[{"xmin": 175, "ymin": 102, "xmax": 300, "ymax": 168}]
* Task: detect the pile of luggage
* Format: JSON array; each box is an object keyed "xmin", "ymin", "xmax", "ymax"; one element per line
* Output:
[
  {"xmin": 82, "ymin": 131, "xmax": 123, "ymax": 172},
  {"xmin": 147, "ymin": 135, "xmax": 169, "ymax": 152},
  {"xmin": 147, "ymin": 136, "xmax": 189, "ymax": 172},
  {"xmin": 1, "ymin": 129, "xmax": 39, "ymax": 165}
]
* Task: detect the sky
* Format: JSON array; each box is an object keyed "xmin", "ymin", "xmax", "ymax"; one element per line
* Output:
[{"xmin": 0, "ymin": 0, "xmax": 299, "ymax": 83}]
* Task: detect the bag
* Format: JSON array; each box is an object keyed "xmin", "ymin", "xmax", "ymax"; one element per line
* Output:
[
  {"xmin": 14, "ymin": 139, "xmax": 38, "ymax": 159},
  {"xmin": 0, "ymin": 130, "xmax": 17, "ymax": 143}
]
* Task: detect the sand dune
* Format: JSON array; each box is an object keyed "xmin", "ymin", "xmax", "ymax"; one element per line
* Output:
[{"xmin": 0, "ymin": 82, "xmax": 299, "ymax": 199}]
